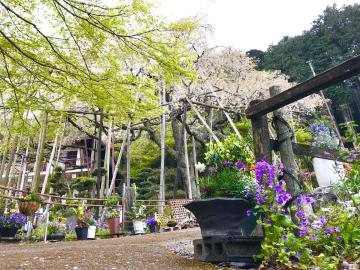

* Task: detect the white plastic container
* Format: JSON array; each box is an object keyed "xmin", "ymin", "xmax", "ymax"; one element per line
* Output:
[
  {"xmin": 133, "ymin": 220, "xmax": 146, "ymax": 234},
  {"xmin": 312, "ymin": 157, "xmax": 344, "ymax": 187},
  {"xmin": 87, "ymin": 225, "xmax": 96, "ymax": 239}
]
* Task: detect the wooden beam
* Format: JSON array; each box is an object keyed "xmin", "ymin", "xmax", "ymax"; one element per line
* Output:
[
  {"xmin": 246, "ymin": 55, "xmax": 360, "ymax": 118},
  {"xmin": 270, "ymin": 140, "xmax": 351, "ymax": 163}
]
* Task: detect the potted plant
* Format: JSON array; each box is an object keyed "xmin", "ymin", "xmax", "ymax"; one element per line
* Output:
[
  {"xmin": 47, "ymin": 221, "xmax": 65, "ymax": 241},
  {"xmin": 18, "ymin": 192, "xmax": 43, "ymax": 216},
  {"xmin": 104, "ymin": 195, "xmax": 121, "ymax": 235},
  {"xmin": 310, "ymin": 124, "xmax": 344, "ymax": 186},
  {"xmin": 0, "ymin": 212, "xmax": 27, "ymax": 237},
  {"xmin": 184, "ymin": 136, "xmax": 262, "ymax": 266},
  {"xmin": 146, "ymin": 217, "xmax": 160, "ymax": 233},
  {"xmin": 128, "ymin": 202, "xmax": 146, "ymax": 234},
  {"xmin": 84, "ymin": 211, "xmax": 96, "ymax": 239},
  {"xmin": 74, "ymin": 207, "xmax": 89, "ymax": 240}
]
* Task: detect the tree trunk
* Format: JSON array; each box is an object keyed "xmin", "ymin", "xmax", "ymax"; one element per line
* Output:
[{"xmin": 4, "ymin": 136, "xmax": 19, "ymax": 187}]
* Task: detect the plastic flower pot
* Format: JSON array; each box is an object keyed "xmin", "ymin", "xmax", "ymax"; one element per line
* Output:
[
  {"xmin": 312, "ymin": 157, "xmax": 344, "ymax": 187},
  {"xmin": 107, "ymin": 217, "xmax": 120, "ymax": 235},
  {"xmin": 132, "ymin": 220, "xmax": 146, "ymax": 234},
  {"xmin": 87, "ymin": 225, "xmax": 96, "ymax": 239},
  {"xmin": 47, "ymin": 233, "xmax": 65, "ymax": 241},
  {"xmin": 0, "ymin": 227, "xmax": 18, "ymax": 238},
  {"xmin": 75, "ymin": 226, "xmax": 88, "ymax": 240},
  {"xmin": 18, "ymin": 201, "xmax": 41, "ymax": 216}
]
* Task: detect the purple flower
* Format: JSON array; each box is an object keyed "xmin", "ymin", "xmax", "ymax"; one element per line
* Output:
[
  {"xmin": 222, "ymin": 161, "xmax": 233, "ymax": 167},
  {"xmin": 319, "ymin": 216, "xmax": 327, "ymax": 225},
  {"xmin": 283, "ymin": 235, "xmax": 287, "ymax": 241},
  {"xmin": 299, "ymin": 227, "xmax": 308, "ymax": 237},
  {"xmin": 246, "ymin": 190, "xmax": 252, "ymax": 199},
  {"xmin": 333, "ymin": 226, "xmax": 340, "ymax": 233},
  {"xmin": 146, "ymin": 218, "xmax": 157, "ymax": 227},
  {"xmin": 325, "ymin": 227, "xmax": 332, "ymax": 235},
  {"xmin": 246, "ymin": 210, "xmax": 253, "ymax": 217},
  {"xmin": 235, "ymin": 162, "xmax": 245, "ymax": 169},
  {"xmin": 337, "ymin": 236, "xmax": 343, "ymax": 241},
  {"xmin": 309, "ymin": 234, "xmax": 316, "ymax": 240}
]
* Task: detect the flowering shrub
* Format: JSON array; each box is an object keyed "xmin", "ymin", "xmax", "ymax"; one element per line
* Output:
[
  {"xmin": 0, "ymin": 213, "xmax": 27, "ymax": 229},
  {"xmin": 76, "ymin": 208, "xmax": 95, "ymax": 227},
  {"xmin": 199, "ymin": 161, "xmax": 256, "ymax": 199},
  {"xmin": 146, "ymin": 217, "xmax": 159, "ymax": 228},
  {"xmin": 128, "ymin": 202, "xmax": 146, "ymax": 220},
  {"xmin": 310, "ymin": 123, "xmax": 339, "ymax": 150},
  {"xmin": 250, "ymin": 160, "xmax": 359, "ymax": 269}
]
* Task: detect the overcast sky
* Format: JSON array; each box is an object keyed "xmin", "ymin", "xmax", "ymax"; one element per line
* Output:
[{"xmin": 155, "ymin": 0, "xmax": 358, "ymax": 52}]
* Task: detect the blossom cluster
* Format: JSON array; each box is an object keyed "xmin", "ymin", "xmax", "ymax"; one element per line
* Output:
[
  {"xmin": 146, "ymin": 217, "xmax": 158, "ymax": 227},
  {"xmin": 310, "ymin": 123, "xmax": 339, "ymax": 149},
  {"xmin": 252, "ymin": 161, "xmax": 291, "ymax": 209},
  {"xmin": 0, "ymin": 213, "xmax": 27, "ymax": 229}
]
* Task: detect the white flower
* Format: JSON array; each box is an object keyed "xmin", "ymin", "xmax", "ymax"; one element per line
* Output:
[{"xmin": 195, "ymin": 162, "xmax": 206, "ymax": 173}]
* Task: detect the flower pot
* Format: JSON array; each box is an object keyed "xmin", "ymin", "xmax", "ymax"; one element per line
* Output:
[
  {"xmin": 149, "ymin": 225, "xmax": 160, "ymax": 233},
  {"xmin": 47, "ymin": 232, "xmax": 65, "ymax": 241},
  {"xmin": 312, "ymin": 157, "xmax": 344, "ymax": 187},
  {"xmin": 75, "ymin": 227, "xmax": 88, "ymax": 240},
  {"xmin": 184, "ymin": 198, "xmax": 262, "ymax": 266},
  {"xmin": 0, "ymin": 227, "xmax": 18, "ymax": 237},
  {"xmin": 132, "ymin": 220, "xmax": 146, "ymax": 234},
  {"xmin": 18, "ymin": 201, "xmax": 41, "ymax": 216},
  {"xmin": 87, "ymin": 225, "xmax": 96, "ymax": 239},
  {"xmin": 184, "ymin": 198, "xmax": 260, "ymax": 238},
  {"xmin": 107, "ymin": 217, "xmax": 120, "ymax": 235}
]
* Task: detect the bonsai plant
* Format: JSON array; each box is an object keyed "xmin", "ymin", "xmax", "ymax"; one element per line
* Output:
[
  {"xmin": 0, "ymin": 212, "xmax": 27, "ymax": 237},
  {"xmin": 128, "ymin": 202, "xmax": 146, "ymax": 234},
  {"xmin": 310, "ymin": 123, "xmax": 344, "ymax": 186},
  {"xmin": 166, "ymin": 220, "xmax": 177, "ymax": 228},
  {"xmin": 104, "ymin": 195, "xmax": 121, "ymax": 235},
  {"xmin": 18, "ymin": 192, "xmax": 43, "ymax": 216}
]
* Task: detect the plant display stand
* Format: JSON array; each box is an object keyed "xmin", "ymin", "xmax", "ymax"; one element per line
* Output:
[{"xmin": 193, "ymin": 236, "xmax": 263, "ymax": 267}]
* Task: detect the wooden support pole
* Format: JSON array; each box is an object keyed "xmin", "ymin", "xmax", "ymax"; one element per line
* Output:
[
  {"xmin": 249, "ymin": 100, "xmax": 272, "ymax": 163},
  {"xmin": 183, "ymin": 117, "xmax": 192, "ymax": 200},
  {"xmin": 270, "ymin": 86, "xmax": 301, "ymax": 196},
  {"xmin": 185, "ymin": 96, "xmax": 221, "ymax": 144}
]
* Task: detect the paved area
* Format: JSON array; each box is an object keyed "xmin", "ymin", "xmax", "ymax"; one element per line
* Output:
[{"xmin": 0, "ymin": 228, "xmax": 229, "ymax": 270}]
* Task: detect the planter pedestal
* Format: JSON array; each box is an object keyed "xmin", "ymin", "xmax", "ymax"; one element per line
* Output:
[{"xmin": 193, "ymin": 236, "xmax": 263, "ymax": 267}]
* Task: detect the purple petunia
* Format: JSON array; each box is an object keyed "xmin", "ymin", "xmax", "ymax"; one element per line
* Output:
[
  {"xmin": 246, "ymin": 210, "xmax": 253, "ymax": 217},
  {"xmin": 299, "ymin": 227, "xmax": 308, "ymax": 237},
  {"xmin": 325, "ymin": 227, "xmax": 332, "ymax": 235},
  {"xmin": 222, "ymin": 161, "xmax": 233, "ymax": 167}
]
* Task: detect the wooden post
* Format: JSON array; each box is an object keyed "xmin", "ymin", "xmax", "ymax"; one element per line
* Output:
[
  {"xmin": 249, "ymin": 100, "xmax": 272, "ymax": 163},
  {"xmin": 183, "ymin": 119, "xmax": 192, "ymax": 200},
  {"xmin": 122, "ymin": 183, "xmax": 136, "ymax": 232},
  {"xmin": 96, "ymin": 109, "xmax": 103, "ymax": 198},
  {"xmin": 269, "ymin": 86, "xmax": 301, "ymax": 196},
  {"xmin": 159, "ymin": 84, "xmax": 166, "ymax": 213}
]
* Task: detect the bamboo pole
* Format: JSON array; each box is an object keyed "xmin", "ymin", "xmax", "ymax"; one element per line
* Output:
[
  {"xmin": 159, "ymin": 84, "xmax": 166, "ymax": 213},
  {"xmin": 182, "ymin": 102, "xmax": 192, "ymax": 199},
  {"xmin": 106, "ymin": 124, "xmax": 130, "ymax": 198},
  {"xmin": 126, "ymin": 127, "xmax": 131, "ymax": 187},
  {"xmin": 4, "ymin": 136, "xmax": 19, "ymax": 186},
  {"xmin": 32, "ymin": 112, "xmax": 48, "ymax": 192},
  {"xmin": 41, "ymin": 128, "xmax": 60, "ymax": 194},
  {"xmin": 192, "ymin": 136, "xmax": 200, "ymax": 197}
]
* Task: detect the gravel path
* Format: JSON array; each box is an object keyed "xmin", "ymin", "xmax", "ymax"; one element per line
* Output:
[{"xmin": 0, "ymin": 228, "xmax": 230, "ymax": 270}]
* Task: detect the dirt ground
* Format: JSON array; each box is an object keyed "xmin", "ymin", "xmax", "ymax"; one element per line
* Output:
[{"xmin": 0, "ymin": 228, "xmax": 230, "ymax": 270}]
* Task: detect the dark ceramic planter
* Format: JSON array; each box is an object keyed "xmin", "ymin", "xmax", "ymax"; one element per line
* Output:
[
  {"xmin": 149, "ymin": 225, "xmax": 160, "ymax": 233},
  {"xmin": 0, "ymin": 227, "xmax": 18, "ymax": 237},
  {"xmin": 75, "ymin": 227, "xmax": 88, "ymax": 240},
  {"xmin": 184, "ymin": 198, "xmax": 260, "ymax": 238},
  {"xmin": 184, "ymin": 198, "xmax": 263, "ymax": 266},
  {"xmin": 47, "ymin": 232, "xmax": 65, "ymax": 241}
]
